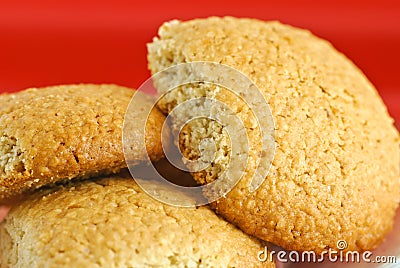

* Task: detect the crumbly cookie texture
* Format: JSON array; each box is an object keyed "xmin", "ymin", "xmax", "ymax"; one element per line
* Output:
[
  {"xmin": 148, "ymin": 17, "xmax": 400, "ymax": 252},
  {"xmin": 0, "ymin": 84, "xmax": 166, "ymax": 204},
  {"xmin": 0, "ymin": 171, "xmax": 274, "ymax": 268}
]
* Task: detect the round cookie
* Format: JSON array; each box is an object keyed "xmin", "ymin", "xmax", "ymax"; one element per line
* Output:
[
  {"xmin": 0, "ymin": 84, "xmax": 165, "ymax": 204},
  {"xmin": 0, "ymin": 171, "xmax": 274, "ymax": 268},
  {"xmin": 147, "ymin": 17, "xmax": 400, "ymax": 252}
]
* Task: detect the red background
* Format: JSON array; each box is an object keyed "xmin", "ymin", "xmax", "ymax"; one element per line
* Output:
[{"xmin": 0, "ymin": 0, "xmax": 399, "ymax": 128}]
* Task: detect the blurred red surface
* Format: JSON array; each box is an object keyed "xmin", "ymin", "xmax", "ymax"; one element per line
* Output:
[{"xmin": 0, "ymin": 0, "xmax": 399, "ymax": 127}]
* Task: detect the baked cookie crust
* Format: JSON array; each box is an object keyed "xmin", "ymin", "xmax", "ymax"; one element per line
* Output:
[
  {"xmin": 148, "ymin": 17, "xmax": 400, "ymax": 252},
  {"xmin": 0, "ymin": 171, "xmax": 274, "ymax": 267},
  {"xmin": 0, "ymin": 84, "xmax": 165, "ymax": 204}
]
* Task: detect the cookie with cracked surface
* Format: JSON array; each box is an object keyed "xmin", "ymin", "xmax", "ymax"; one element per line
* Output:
[
  {"xmin": 0, "ymin": 170, "xmax": 274, "ymax": 268},
  {"xmin": 147, "ymin": 17, "xmax": 400, "ymax": 252},
  {"xmin": 0, "ymin": 84, "xmax": 166, "ymax": 204}
]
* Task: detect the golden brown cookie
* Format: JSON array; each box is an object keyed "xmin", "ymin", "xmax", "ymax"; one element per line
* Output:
[
  {"xmin": 0, "ymin": 84, "xmax": 165, "ymax": 204},
  {"xmin": 0, "ymin": 171, "xmax": 274, "ymax": 267},
  {"xmin": 147, "ymin": 17, "xmax": 400, "ymax": 253}
]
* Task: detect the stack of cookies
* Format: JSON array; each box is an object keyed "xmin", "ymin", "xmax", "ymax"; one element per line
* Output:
[
  {"xmin": 0, "ymin": 84, "xmax": 272, "ymax": 267},
  {"xmin": 0, "ymin": 17, "xmax": 399, "ymax": 267}
]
